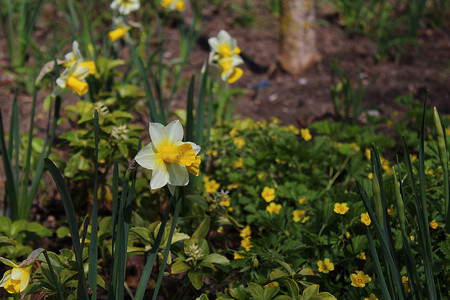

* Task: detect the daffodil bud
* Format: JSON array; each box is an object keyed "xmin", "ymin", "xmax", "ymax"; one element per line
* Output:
[
  {"xmin": 434, "ymin": 107, "xmax": 448, "ymax": 168},
  {"xmin": 372, "ymin": 171, "xmax": 383, "ymax": 229},
  {"xmin": 393, "ymin": 168, "xmax": 406, "ymax": 231}
]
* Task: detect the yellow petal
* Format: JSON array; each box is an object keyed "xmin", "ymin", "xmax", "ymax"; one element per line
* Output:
[
  {"xmin": 108, "ymin": 27, "xmax": 126, "ymax": 42},
  {"xmin": 227, "ymin": 67, "xmax": 243, "ymax": 84},
  {"xmin": 66, "ymin": 75, "xmax": 88, "ymax": 96}
]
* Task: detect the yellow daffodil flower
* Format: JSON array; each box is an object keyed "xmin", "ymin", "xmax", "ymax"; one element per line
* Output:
[
  {"xmin": 63, "ymin": 41, "xmax": 96, "ymax": 74},
  {"xmin": 334, "ymin": 202, "xmax": 349, "ymax": 215},
  {"xmin": 110, "ymin": 0, "xmax": 140, "ymax": 15},
  {"xmin": 0, "ymin": 258, "xmax": 31, "ymax": 295},
  {"xmin": 53, "ymin": 63, "xmax": 90, "ymax": 97},
  {"xmin": 218, "ymin": 56, "xmax": 244, "ymax": 83},
  {"xmin": 317, "ymin": 258, "xmax": 334, "ymax": 273},
  {"xmin": 108, "ymin": 17, "xmax": 131, "ymax": 42},
  {"xmin": 361, "ymin": 212, "xmax": 371, "ymax": 226},
  {"xmin": 261, "ymin": 187, "xmax": 275, "ymax": 202},
  {"xmin": 350, "ymin": 270, "xmax": 371, "ymax": 288},
  {"xmin": 135, "ymin": 120, "xmax": 201, "ymax": 191},
  {"xmin": 266, "ymin": 202, "xmax": 282, "ymax": 214},
  {"xmin": 161, "ymin": 0, "xmax": 185, "ymax": 12}
]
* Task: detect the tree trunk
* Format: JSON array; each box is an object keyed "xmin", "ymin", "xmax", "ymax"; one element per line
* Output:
[{"xmin": 278, "ymin": 0, "xmax": 320, "ymax": 75}]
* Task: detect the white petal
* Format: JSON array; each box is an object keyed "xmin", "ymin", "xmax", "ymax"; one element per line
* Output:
[
  {"xmin": 185, "ymin": 142, "xmax": 201, "ymax": 155},
  {"xmin": 167, "ymin": 163, "xmax": 189, "ymax": 186},
  {"xmin": 150, "ymin": 163, "xmax": 170, "ymax": 190},
  {"xmin": 72, "ymin": 65, "xmax": 89, "ymax": 79},
  {"xmin": 0, "ymin": 270, "xmax": 11, "ymax": 286},
  {"xmin": 217, "ymin": 30, "xmax": 231, "ymax": 43},
  {"xmin": 149, "ymin": 123, "xmax": 166, "ymax": 149},
  {"xmin": 135, "ymin": 143, "xmax": 157, "ymax": 170},
  {"xmin": 11, "ymin": 268, "xmax": 23, "ymax": 280},
  {"xmin": 208, "ymin": 37, "xmax": 219, "ymax": 51},
  {"xmin": 166, "ymin": 120, "xmax": 183, "ymax": 144}
]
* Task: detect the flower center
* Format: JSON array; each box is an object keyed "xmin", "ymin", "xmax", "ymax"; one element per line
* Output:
[
  {"xmin": 5, "ymin": 278, "xmax": 21, "ymax": 294},
  {"xmin": 160, "ymin": 143, "xmax": 196, "ymax": 166}
]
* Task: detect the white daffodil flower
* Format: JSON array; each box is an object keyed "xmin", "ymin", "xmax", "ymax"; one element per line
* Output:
[
  {"xmin": 63, "ymin": 41, "xmax": 96, "ymax": 74},
  {"xmin": 0, "ymin": 258, "xmax": 31, "ymax": 295},
  {"xmin": 135, "ymin": 120, "xmax": 201, "ymax": 191},
  {"xmin": 110, "ymin": 0, "xmax": 140, "ymax": 15},
  {"xmin": 161, "ymin": 0, "xmax": 185, "ymax": 12},
  {"xmin": 218, "ymin": 55, "xmax": 244, "ymax": 83},
  {"xmin": 208, "ymin": 30, "xmax": 241, "ymax": 61},
  {"xmin": 52, "ymin": 62, "xmax": 90, "ymax": 97}
]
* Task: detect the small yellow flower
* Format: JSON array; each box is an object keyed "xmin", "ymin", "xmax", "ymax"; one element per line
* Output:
[
  {"xmin": 233, "ymin": 137, "xmax": 245, "ymax": 149},
  {"xmin": 402, "ymin": 276, "xmax": 410, "ymax": 293},
  {"xmin": 293, "ymin": 210, "xmax": 306, "ymax": 222},
  {"xmin": 346, "ymin": 232, "xmax": 351, "ymax": 239},
  {"xmin": 364, "ymin": 293, "xmax": 378, "ymax": 300},
  {"xmin": 387, "ymin": 208, "xmax": 394, "ymax": 215},
  {"xmin": 241, "ymin": 237, "xmax": 252, "ymax": 251},
  {"xmin": 261, "ymin": 187, "xmax": 275, "ymax": 202},
  {"xmin": 301, "ymin": 216, "xmax": 310, "ymax": 223},
  {"xmin": 334, "ymin": 203, "xmax": 349, "ymax": 215},
  {"xmin": 234, "ymin": 252, "xmax": 244, "ymax": 259},
  {"xmin": 350, "ymin": 270, "xmax": 371, "ymax": 288},
  {"xmin": 393, "ymin": 110, "xmax": 399, "ymax": 116},
  {"xmin": 240, "ymin": 225, "xmax": 251, "ymax": 238},
  {"xmin": 217, "ymin": 227, "xmax": 223, "ymax": 234},
  {"xmin": 264, "ymin": 281, "xmax": 279, "ymax": 288},
  {"xmin": 266, "ymin": 202, "xmax": 282, "ymax": 214},
  {"xmin": 386, "ymin": 120, "xmax": 393, "ymax": 127},
  {"xmin": 220, "ymin": 198, "xmax": 230, "ymax": 207},
  {"xmin": 446, "ymin": 128, "xmax": 450, "ymax": 136},
  {"xmin": 288, "ymin": 125, "xmax": 299, "ymax": 135},
  {"xmin": 361, "ymin": 212, "xmax": 371, "ymax": 226},
  {"xmin": 368, "ymin": 172, "xmax": 373, "ymax": 179},
  {"xmin": 233, "ymin": 158, "xmax": 243, "ymax": 168},
  {"xmin": 206, "ymin": 150, "xmax": 218, "ymax": 157},
  {"xmin": 349, "ymin": 143, "xmax": 360, "ymax": 151},
  {"xmin": 317, "ymin": 258, "xmax": 334, "ymax": 273},
  {"xmin": 298, "ymin": 197, "xmax": 307, "ymax": 204},
  {"xmin": 410, "ymin": 235, "xmax": 415, "ymax": 241},
  {"xmin": 229, "ymin": 128, "xmax": 238, "ymax": 137},
  {"xmin": 204, "ymin": 180, "xmax": 220, "ymax": 194},
  {"xmin": 301, "ymin": 128, "xmax": 312, "ymax": 141},
  {"xmin": 358, "ymin": 251, "xmax": 366, "ymax": 260},
  {"xmin": 365, "ymin": 148, "xmax": 371, "ymax": 160},
  {"xmin": 429, "ymin": 219, "xmax": 438, "ymax": 229},
  {"xmin": 257, "ymin": 172, "xmax": 265, "ymax": 180}
]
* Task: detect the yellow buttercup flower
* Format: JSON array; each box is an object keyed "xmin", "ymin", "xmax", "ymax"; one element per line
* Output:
[
  {"xmin": 317, "ymin": 258, "xmax": 334, "ymax": 273},
  {"xmin": 134, "ymin": 120, "xmax": 201, "ymax": 192},
  {"xmin": 298, "ymin": 197, "xmax": 307, "ymax": 204},
  {"xmin": 234, "ymin": 252, "xmax": 244, "ymax": 259},
  {"xmin": 240, "ymin": 225, "xmax": 251, "ymax": 238},
  {"xmin": 346, "ymin": 232, "xmax": 351, "ymax": 239},
  {"xmin": 387, "ymin": 208, "xmax": 394, "ymax": 215},
  {"xmin": 266, "ymin": 202, "xmax": 282, "ymax": 214},
  {"xmin": 402, "ymin": 276, "xmax": 410, "ymax": 293},
  {"xmin": 293, "ymin": 210, "xmax": 306, "ymax": 222},
  {"xmin": 334, "ymin": 203, "xmax": 349, "ymax": 215},
  {"xmin": 364, "ymin": 293, "xmax": 378, "ymax": 300},
  {"xmin": 358, "ymin": 251, "xmax": 366, "ymax": 260},
  {"xmin": 365, "ymin": 148, "xmax": 371, "ymax": 160},
  {"xmin": 350, "ymin": 270, "xmax": 371, "ymax": 288},
  {"xmin": 241, "ymin": 237, "xmax": 252, "ymax": 251},
  {"xmin": 429, "ymin": 219, "xmax": 438, "ymax": 229},
  {"xmin": 287, "ymin": 125, "xmax": 299, "ymax": 135},
  {"xmin": 204, "ymin": 179, "xmax": 220, "ymax": 194},
  {"xmin": 233, "ymin": 137, "xmax": 245, "ymax": 149},
  {"xmin": 368, "ymin": 172, "xmax": 373, "ymax": 179},
  {"xmin": 261, "ymin": 187, "xmax": 275, "ymax": 202},
  {"xmin": 361, "ymin": 212, "xmax": 371, "ymax": 226},
  {"xmin": 301, "ymin": 128, "xmax": 312, "ymax": 141},
  {"xmin": 233, "ymin": 157, "xmax": 243, "ymax": 168}
]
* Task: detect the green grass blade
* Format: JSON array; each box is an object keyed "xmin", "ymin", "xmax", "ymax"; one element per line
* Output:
[
  {"xmin": 5, "ymin": 0, "xmax": 15, "ymax": 64},
  {"xmin": 186, "ymin": 75, "xmax": 195, "ymax": 141},
  {"xmin": 18, "ymin": 87, "xmax": 38, "ymax": 219},
  {"xmin": 43, "ymin": 250, "xmax": 65, "ymax": 300},
  {"xmin": 66, "ymin": 0, "xmax": 80, "ymax": 34},
  {"xmin": 357, "ymin": 181, "xmax": 406, "ymax": 299},
  {"xmin": 204, "ymin": 80, "xmax": 214, "ymax": 151},
  {"xmin": 88, "ymin": 111, "xmax": 99, "ymax": 299},
  {"xmin": 9, "ymin": 95, "xmax": 19, "ymax": 186},
  {"xmin": 366, "ymin": 228, "xmax": 392, "ymax": 300},
  {"xmin": 107, "ymin": 161, "xmax": 119, "ymax": 300},
  {"xmin": 44, "ymin": 158, "xmax": 89, "ymax": 299},
  {"xmin": 129, "ymin": 41, "xmax": 161, "ymax": 123},
  {"xmin": 0, "ymin": 108, "xmax": 19, "ymax": 219},
  {"xmin": 134, "ymin": 196, "xmax": 173, "ymax": 300},
  {"xmin": 152, "ymin": 189, "xmax": 182, "ymax": 300},
  {"xmin": 194, "ymin": 59, "xmax": 209, "ymax": 146}
]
